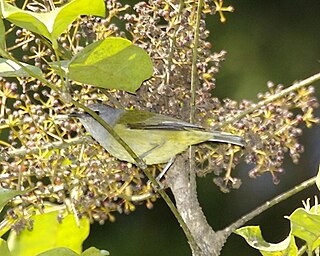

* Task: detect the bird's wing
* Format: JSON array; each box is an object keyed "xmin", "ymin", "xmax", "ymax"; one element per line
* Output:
[{"xmin": 117, "ymin": 110, "xmax": 204, "ymax": 131}]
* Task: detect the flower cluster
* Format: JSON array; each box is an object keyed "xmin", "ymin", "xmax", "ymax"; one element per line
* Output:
[{"xmin": 196, "ymin": 83, "xmax": 318, "ymax": 192}]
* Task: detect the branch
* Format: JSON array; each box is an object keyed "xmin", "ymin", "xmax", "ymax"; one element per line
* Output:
[
  {"xmin": 215, "ymin": 72, "xmax": 320, "ymax": 129},
  {"xmin": 190, "ymin": 0, "xmax": 203, "ymax": 123},
  {"xmin": 167, "ymin": 155, "xmax": 226, "ymax": 256},
  {"xmin": 221, "ymin": 176, "xmax": 316, "ymax": 237},
  {"xmin": 0, "ymin": 136, "xmax": 92, "ymax": 159}
]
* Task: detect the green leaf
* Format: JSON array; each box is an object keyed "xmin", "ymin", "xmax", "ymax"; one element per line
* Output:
[
  {"xmin": 1, "ymin": 1, "xmax": 50, "ymax": 39},
  {"xmin": 316, "ymin": 165, "xmax": 320, "ymax": 191},
  {"xmin": 7, "ymin": 208, "xmax": 90, "ymax": 256},
  {"xmin": 0, "ymin": 188, "xmax": 28, "ymax": 212},
  {"xmin": 235, "ymin": 226, "xmax": 298, "ymax": 255},
  {"xmin": 37, "ymin": 247, "xmax": 79, "ymax": 256},
  {"xmin": 68, "ymin": 37, "xmax": 153, "ymax": 93},
  {"xmin": 289, "ymin": 207, "xmax": 320, "ymax": 252},
  {"xmin": 0, "ymin": 19, "xmax": 5, "ymax": 50},
  {"xmin": 81, "ymin": 247, "xmax": 110, "ymax": 256},
  {"xmin": 0, "ymin": 239, "xmax": 11, "ymax": 256},
  {"xmin": 0, "ymin": 0, "xmax": 105, "ymax": 43},
  {"xmin": 0, "ymin": 58, "xmax": 42, "ymax": 77}
]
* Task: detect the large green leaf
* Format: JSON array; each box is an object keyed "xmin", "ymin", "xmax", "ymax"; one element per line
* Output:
[
  {"xmin": 0, "ymin": 58, "xmax": 42, "ymax": 77},
  {"xmin": 7, "ymin": 208, "xmax": 90, "ymax": 256},
  {"xmin": 0, "ymin": 0, "xmax": 105, "ymax": 43},
  {"xmin": 68, "ymin": 37, "xmax": 153, "ymax": 93},
  {"xmin": 235, "ymin": 226, "xmax": 298, "ymax": 255}
]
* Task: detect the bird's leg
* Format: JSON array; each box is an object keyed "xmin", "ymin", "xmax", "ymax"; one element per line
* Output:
[
  {"xmin": 156, "ymin": 157, "xmax": 175, "ymax": 182},
  {"xmin": 146, "ymin": 157, "xmax": 175, "ymax": 189}
]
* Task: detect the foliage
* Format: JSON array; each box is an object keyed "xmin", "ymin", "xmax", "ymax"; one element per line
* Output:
[
  {"xmin": 236, "ymin": 198, "xmax": 320, "ymax": 255},
  {"xmin": 7, "ymin": 205, "xmax": 90, "ymax": 256},
  {"xmin": 0, "ymin": 0, "xmax": 318, "ymax": 255}
]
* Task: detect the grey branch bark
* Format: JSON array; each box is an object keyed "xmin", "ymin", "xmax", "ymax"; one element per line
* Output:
[{"xmin": 167, "ymin": 154, "xmax": 227, "ymax": 256}]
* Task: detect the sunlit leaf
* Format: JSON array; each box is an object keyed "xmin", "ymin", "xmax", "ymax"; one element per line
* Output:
[
  {"xmin": 68, "ymin": 37, "xmax": 153, "ymax": 93},
  {"xmin": 0, "ymin": 0, "xmax": 105, "ymax": 43},
  {"xmin": 289, "ymin": 207, "xmax": 320, "ymax": 252},
  {"xmin": 235, "ymin": 226, "xmax": 298, "ymax": 255},
  {"xmin": 7, "ymin": 207, "xmax": 90, "ymax": 256},
  {"xmin": 0, "ymin": 58, "xmax": 42, "ymax": 77}
]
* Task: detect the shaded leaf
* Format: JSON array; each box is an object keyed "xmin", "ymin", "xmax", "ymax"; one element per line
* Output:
[
  {"xmin": 235, "ymin": 226, "xmax": 298, "ymax": 255},
  {"xmin": 7, "ymin": 207, "xmax": 90, "ymax": 256},
  {"xmin": 0, "ymin": 58, "xmax": 42, "ymax": 77},
  {"xmin": 0, "ymin": 0, "xmax": 105, "ymax": 43},
  {"xmin": 68, "ymin": 37, "xmax": 153, "ymax": 93}
]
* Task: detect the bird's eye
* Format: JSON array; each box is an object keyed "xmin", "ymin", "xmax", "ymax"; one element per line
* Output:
[{"xmin": 94, "ymin": 110, "xmax": 100, "ymax": 115}]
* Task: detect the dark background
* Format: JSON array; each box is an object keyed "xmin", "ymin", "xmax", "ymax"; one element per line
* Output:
[{"xmin": 84, "ymin": 1, "xmax": 320, "ymax": 255}]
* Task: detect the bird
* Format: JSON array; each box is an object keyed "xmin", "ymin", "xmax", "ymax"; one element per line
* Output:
[{"xmin": 70, "ymin": 103, "xmax": 245, "ymax": 165}]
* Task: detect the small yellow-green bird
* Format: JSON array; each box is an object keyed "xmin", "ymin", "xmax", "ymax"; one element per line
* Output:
[{"xmin": 71, "ymin": 104, "xmax": 245, "ymax": 165}]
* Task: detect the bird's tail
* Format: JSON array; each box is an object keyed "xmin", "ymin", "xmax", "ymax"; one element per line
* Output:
[{"xmin": 208, "ymin": 131, "xmax": 245, "ymax": 147}]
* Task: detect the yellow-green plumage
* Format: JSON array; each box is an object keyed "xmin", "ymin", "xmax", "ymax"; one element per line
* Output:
[{"xmin": 72, "ymin": 104, "xmax": 244, "ymax": 165}]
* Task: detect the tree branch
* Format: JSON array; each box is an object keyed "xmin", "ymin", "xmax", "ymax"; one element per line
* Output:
[
  {"xmin": 167, "ymin": 155, "xmax": 226, "ymax": 256},
  {"xmin": 221, "ymin": 176, "xmax": 316, "ymax": 238}
]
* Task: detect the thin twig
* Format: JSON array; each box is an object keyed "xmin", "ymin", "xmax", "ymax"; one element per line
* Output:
[
  {"xmin": 142, "ymin": 169, "xmax": 201, "ymax": 254},
  {"xmin": 190, "ymin": 0, "xmax": 203, "ymax": 124},
  {"xmin": 215, "ymin": 72, "xmax": 320, "ymax": 129},
  {"xmin": 0, "ymin": 136, "xmax": 92, "ymax": 159},
  {"xmin": 165, "ymin": 0, "xmax": 185, "ymax": 85},
  {"xmin": 189, "ymin": 0, "xmax": 205, "ymax": 177}
]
